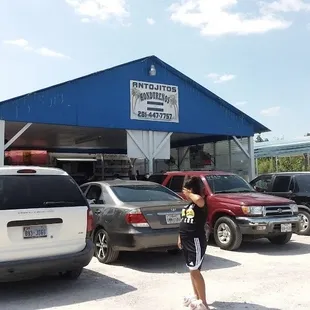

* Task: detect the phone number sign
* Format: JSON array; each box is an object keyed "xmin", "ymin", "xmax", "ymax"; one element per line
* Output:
[{"xmin": 130, "ymin": 80, "xmax": 179, "ymax": 123}]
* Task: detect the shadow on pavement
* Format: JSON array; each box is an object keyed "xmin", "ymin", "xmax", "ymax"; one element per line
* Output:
[
  {"xmin": 239, "ymin": 238, "xmax": 310, "ymax": 256},
  {"xmin": 211, "ymin": 301, "xmax": 280, "ymax": 310},
  {"xmin": 117, "ymin": 251, "xmax": 240, "ymax": 273},
  {"xmin": 0, "ymin": 269, "xmax": 136, "ymax": 310}
]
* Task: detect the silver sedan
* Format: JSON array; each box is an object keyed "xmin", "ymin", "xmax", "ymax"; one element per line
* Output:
[{"xmin": 80, "ymin": 180, "xmax": 187, "ymax": 264}]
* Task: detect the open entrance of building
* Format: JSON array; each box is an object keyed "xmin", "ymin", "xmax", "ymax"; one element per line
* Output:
[{"xmin": 2, "ymin": 121, "xmax": 257, "ymax": 182}]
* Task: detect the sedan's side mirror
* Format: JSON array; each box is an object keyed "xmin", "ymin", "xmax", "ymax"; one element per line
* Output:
[{"xmin": 87, "ymin": 198, "xmax": 96, "ymax": 205}]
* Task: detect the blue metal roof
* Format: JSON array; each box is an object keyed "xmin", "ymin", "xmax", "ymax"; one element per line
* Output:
[
  {"xmin": 0, "ymin": 55, "xmax": 269, "ymax": 137},
  {"xmin": 255, "ymin": 138, "xmax": 310, "ymax": 158}
]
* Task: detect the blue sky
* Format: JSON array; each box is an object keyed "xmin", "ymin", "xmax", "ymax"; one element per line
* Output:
[{"xmin": 1, "ymin": 0, "xmax": 310, "ymax": 141}]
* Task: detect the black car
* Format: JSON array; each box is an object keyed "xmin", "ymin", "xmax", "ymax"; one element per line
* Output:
[{"xmin": 250, "ymin": 172, "xmax": 310, "ymax": 236}]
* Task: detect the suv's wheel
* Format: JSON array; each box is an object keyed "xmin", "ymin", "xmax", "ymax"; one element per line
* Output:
[
  {"xmin": 59, "ymin": 267, "xmax": 83, "ymax": 280},
  {"xmin": 214, "ymin": 216, "xmax": 242, "ymax": 251},
  {"xmin": 298, "ymin": 210, "xmax": 310, "ymax": 235},
  {"xmin": 268, "ymin": 233, "xmax": 292, "ymax": 245},
  {"xmin": 94, "ymin": 228, "xmax": 119, "ymax": 264}
]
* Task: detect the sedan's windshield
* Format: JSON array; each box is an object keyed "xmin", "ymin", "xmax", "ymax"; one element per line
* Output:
[
  {"xmin": 205, "ymin": 175, "xmax": 254, "ymax": 194},
  {"xmin": 110, "ymin": 185, "xmax": 182, "ymax": 202}
]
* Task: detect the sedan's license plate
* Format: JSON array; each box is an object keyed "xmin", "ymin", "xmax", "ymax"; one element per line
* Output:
[
  {"xmin": 281, "ymin": 223, "xmax": 292, "ymax": 232},
  {"xmin": 23, "ymin": 225, "xmax": 48, "ymax": 239},
  {"xmin": 166, "ymin": 214, "xmax": 181, "ymax": 224}
]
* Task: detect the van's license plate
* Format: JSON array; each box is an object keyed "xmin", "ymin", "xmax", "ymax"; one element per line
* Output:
[
  {"xmin": 166, "ymin": 214, "xmax": 181, "ymax": 224},
  {"xmin": 23, "ymin": 225, "xmax": 48, "ymax": 239},
  {"xmin": 281, "ymin": 223, "xmax": 292, "ymax": 232}
]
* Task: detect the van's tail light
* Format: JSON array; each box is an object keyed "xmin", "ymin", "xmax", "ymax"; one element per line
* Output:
[
  {"xmin": 87, "ymin": 208, "xmax": 94, "ymax": 232},
  {"xmin": 125, "ymin": 209, "xmax": 149, "ymax": 227}
]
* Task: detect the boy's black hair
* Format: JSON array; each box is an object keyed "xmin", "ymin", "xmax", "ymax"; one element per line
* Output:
[{"xmin": 184, "ymin": 176, "xmax": 202, "ymax": 195}]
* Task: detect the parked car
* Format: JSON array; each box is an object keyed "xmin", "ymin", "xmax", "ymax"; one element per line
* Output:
[
  {"xmin": 80, "ymin": 180, "xmax": 187, "ymax": 264},
  {"xmin": 148, "ymin": 171, "xmax": 300, "ymax": 251},
  {"xmin": 0, "ymin": 166, "xmax": 94, "ymax": 282},
  {"xmin": 250, "ymin": 172, "xmax": 310, "ymax": 236}
]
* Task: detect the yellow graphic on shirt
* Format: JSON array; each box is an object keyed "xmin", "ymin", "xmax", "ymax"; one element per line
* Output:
[
  {"xmin": 186, "ymin": 208, "xmax": 195, "ymax": 219},
  {"xmin": 182, "ymin": 209, "xmax": 186, "ymax": 217}
]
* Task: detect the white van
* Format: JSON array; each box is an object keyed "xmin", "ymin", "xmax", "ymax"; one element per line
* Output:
[{"xmin": 0, "ymin": 166, "xmax": 94, "ymax": 281}]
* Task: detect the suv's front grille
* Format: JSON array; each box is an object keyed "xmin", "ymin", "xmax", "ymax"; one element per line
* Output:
[{"xmin": 264, "ymin": 205, "xmax": 292, "ymax": 217}]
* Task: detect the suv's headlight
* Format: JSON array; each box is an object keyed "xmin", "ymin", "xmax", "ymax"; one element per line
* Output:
[
  {"xmin": 242, "ymin": 206, "xmax": 264, "ymax": 216},
  {"xmin": 290, "ymin": 204, "xmax": 298, "ymax": 213}
]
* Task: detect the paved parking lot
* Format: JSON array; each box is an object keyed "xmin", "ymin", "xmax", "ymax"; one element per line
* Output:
[{"xmin": 1, "ymin": 235, "xmax": 310, "ymax": 310}]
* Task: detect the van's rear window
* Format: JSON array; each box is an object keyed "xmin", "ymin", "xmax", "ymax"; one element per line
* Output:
[{"xmin": 0, "ymin": 175, "xmax": 87, "ymax": 210}]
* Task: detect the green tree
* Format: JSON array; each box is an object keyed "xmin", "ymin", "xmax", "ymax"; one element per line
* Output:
[
  {"xmin": 257, "ymin": 156, "xmax": 306, "ymax": 174},
  {"xmin": 255, "ymin": 134, "xmax": 269, "ymax": 143}
]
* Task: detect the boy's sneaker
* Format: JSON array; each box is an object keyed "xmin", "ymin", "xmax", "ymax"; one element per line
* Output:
[
  {"xmin": 183, "ymin": 295, "xmax": 197, "ymax": 307},
  {"xmin": 189, "ymin": 299, "xmax": 208, "ymax": 310}
]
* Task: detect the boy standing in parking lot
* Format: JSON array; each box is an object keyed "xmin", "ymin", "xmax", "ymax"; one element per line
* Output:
[{"xmin": 178, "ymin": 177, "xmax": 209, "ymax": 310}]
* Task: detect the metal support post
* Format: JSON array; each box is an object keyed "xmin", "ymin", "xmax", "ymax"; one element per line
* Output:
[
  {"xmin": 213, "ymin": 142, "xmax": 216, "ymax": 169},
  {"xmin": 148, "ymin": 131, "xmax": 172, "ymax": 175},
  {"xmin": 127, "ymin": 130, "xmax": 172, "ymax": 176},
  {"xmin": 0, "ymin": 120, "xmax": 4, "ymax": 166},
  {"xmin": 228, "ymin": 139, "xmax": 232, "ymax": 172},
  {"xmin": 152, "ymin": 132, "xmax": 172, "ymax": 159},
  {"xmin": 247, "ymin": 136, "xmax": 255, "ymax": 180},
  {"xmin": 4, "ymin": 123, "xmax": 32, "ymax": 150},
  {"xmin": 148, "ymin": 131, "xmax": 154, "ymax": 175},
  {"xmin": 232, "ymin": 136, "xmax": 250, "ymax": 158},
  {"xmin": 178, "ymin": 147, "xmax": 190, "ymax": 170},
  {"xmin": 126, "ymin": 130, "xmax": 149, "ymax": 159},
  {"xmin": 101, "ymin": 154, "xmax": 105, "ymax": 180}
]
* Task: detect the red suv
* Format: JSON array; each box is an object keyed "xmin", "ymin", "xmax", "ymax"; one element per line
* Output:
[{"xmin": 149, "ymin": 171, "xmax": 300, "ymax": 251}]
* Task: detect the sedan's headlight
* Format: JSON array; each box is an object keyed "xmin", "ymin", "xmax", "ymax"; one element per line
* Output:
[
  {"xmin": 290, "ymin": 204, "xmax": 298, "ymax": 213},
  {"xmin": 242, "ymin": 206, "xmax": 264, "ymax": 216}
]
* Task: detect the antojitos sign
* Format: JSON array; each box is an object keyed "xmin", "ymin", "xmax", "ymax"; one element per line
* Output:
[{"xmin": 130, "ymin": 80, "xmax": 179, "ymax": 123}]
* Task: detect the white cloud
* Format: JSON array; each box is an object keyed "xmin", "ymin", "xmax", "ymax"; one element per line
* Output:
[
  {"xmin": 81, "ymin": 17, "xmax": 91, "ymax": 23},
  {"xmin": 146, "ymin": 17, "xmax": 155, "ymax": 25},
  {"xmin": 260, "ymin": 106, "xmax": 281, "ymax": 116},
  {"xmin": 66, "ymin": 0, "xmax": 129, "ymax": 23},
  {"xmin": 168, "ymin": 0, "xmax": 292, "ymax": 36},
  {"xmin": 3, "ymin": 39, "xmax": 69, "ymax": 59},
  {"xmin": 260, "ymin": 0, "xmax": 310, "ymax": 13},
  {"xmin": 235, "ymin": 101, "xmax": 247, "ymax": 106},
  {"xmin": 3, "ymin": 39, "xmax": 29, "ymax": 48},
  {"xmin": 207, "ymin": 72, "xmax": 236, "ymax": 83},
  {"xmin": 36, "ymin": 47, "xmax": 69, "ymax": 58}
]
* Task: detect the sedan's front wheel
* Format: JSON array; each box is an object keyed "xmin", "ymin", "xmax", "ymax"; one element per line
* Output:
[{"xmin": 94, "ymin": 228, "xmax": 119, "ymax": 264}]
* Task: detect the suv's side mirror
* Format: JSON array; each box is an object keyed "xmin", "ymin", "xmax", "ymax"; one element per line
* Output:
[{"xmin": 87, "ymin": 198, "xmax": 96, "ymax": 205}]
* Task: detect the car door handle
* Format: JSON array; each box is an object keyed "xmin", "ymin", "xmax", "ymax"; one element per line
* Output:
[{"xmin": 94, "ymin": 210, "xmax": 101, "ymax": 215}]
